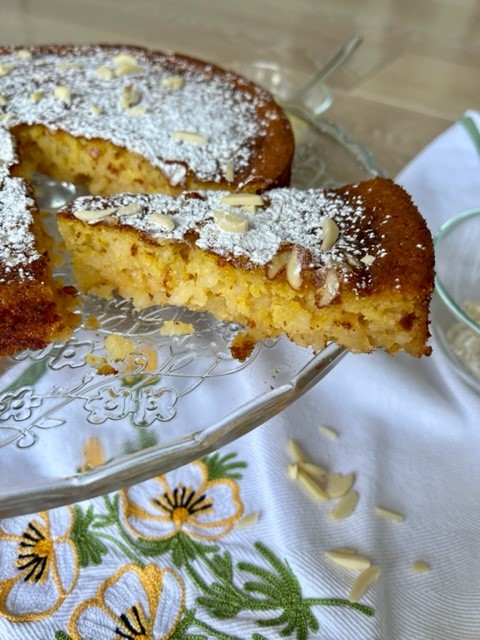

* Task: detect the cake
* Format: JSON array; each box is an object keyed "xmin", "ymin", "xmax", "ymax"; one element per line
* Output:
[
  {"xmin": 0, "ymin": 44, "xmax": 294, "ymax": 357},
  {"xmin": 57, "ymin": 177, "xmax": 434, "ymax": 358}
]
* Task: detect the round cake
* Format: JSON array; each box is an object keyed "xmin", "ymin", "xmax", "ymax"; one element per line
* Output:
[{"xmin": 0, "ymin": 44, "xmax": 295, "ymax": 356}]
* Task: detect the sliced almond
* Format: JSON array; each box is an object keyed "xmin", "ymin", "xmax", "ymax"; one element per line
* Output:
[
  {"xmin": 348, "ymin": 565, "xmax": 381, "ymax": 603},
  {"xmin": 96, "ymin": 65, "xmax": 114, "ymax": 79},
  {"xmin": 115, "ymin": 63, "xmax": 144, "ymax": 77},
  {"xmin": 374, "ymin": 506, "xmax": 405, "ymax": 523},
  {"xmin": 53, "ymin": 86, "xmax": 71, "ymax": 103},
  {"xmin": 299, "ymin": 461, "xmax": 328, "ymax": 483},
  {"xmin": 329, "ymin": 489, "xmax": 359, "ymax": 520},
  {"xmin": 267, "ymin": 250, "xmax": 291, "ymax": 280},
  {"xmin": 287, "ymin": 439, "xmax": 308, "ymax": 463},
  {"xmin": 117, "ymin": 203, "xmax": 142, "ymax": 217},
  {"xmin": 58, "ymin": 61, "xmax": 83, "ymax": 71},
  {"xmin": 344, "ymin": 252, "xmax": 361, "ymax": 268},
  {"xmin": 0, "ymin": 95, "xmax": 8, "ymax": 106},
  {"xmin": 172, "ymin": 130, "xmax": 208, "ymax": 145},
  {"xmin": 149, "ymin": 213, "xmax": 175, "ymax": 232},
  {"xmin": 120, "ymin": 86, "xmax": 141, "ymax": 109},
  {"xmin": 127, "ymin": 106, "xmax": 147, "ymax": 116},
  {"xmin": 219, "ymin": 193, "xmax": 265, "ymax": 207},
  {"xmin": 30, "ymin": 91, "xmax": 44, "ymax": 103},
  {"xmin": 297, "ymin": 465, "xmax": 329, "ymax": 501},
  {"xmin": 0, "ymin": 64, "xmax": 12, "ymax": 77},
  {"xmin": 286, "ymin": 246, "xmax": 302, "ymax": 290},
  {"xmin": 319, "ymin": 424, "xmax": 339, "ymax": 439},
  {"xmin": 0, "ymin": 113, "xmax": 12, "ymax": 122},
  {"xmin": 325, "ymin": 549, "xmax": 371, "ymax": 571},
  {"xmin": 316, "ymin": 270, "xmax": 340, "ymax": 307},
  {"xmin": 287, "ymin": 463, "xmax": 299, "ymax": 480},
  {"xmin": 225, "ymin": 161, "xmax": 234, "ymax": 183},
  {"xmin": 236, "ymin": 511, "xmax": 260, "ymax": 530},
  {"xmin": 73, "ymin": 208, "xmax": 117, "ymax": 223},
  {"xmin": 89, "ymin": 104, "xmax": 102, "ymax": 116},
  {"xmin": 321, "ymin": 217, "xmax": 340, "ymax": 251},
  {"xmin": 16, "ymin": 49, "xmax": 32, "ymax": 59},
  {"xmin": 112, "ymin": 53, "xmax": 138, "ymax": 66},
  {"xmin": 361, "ymin": 254, "xmax": 376, "ymax": 266},
  {"xmin": 326, "ymin": 473, "xmax": 355, "ymax": 499},
  {"xmin": 411, "ymin": 560, "xmax": 430, "ymax": 573},
  {"xmin": 162, "ymin": 75, "xmax": 184, "ymax": 90},
  {"xmin": 213, "ymin": 209, "xmax": 248, "ymax": 234}
]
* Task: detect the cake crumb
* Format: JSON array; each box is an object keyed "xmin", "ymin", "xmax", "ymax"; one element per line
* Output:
[
  {"xmin": 104, "ymin": 334, "xmax": 136, "ymax": 361},
  {"xmin": 159, "ymin": 320, "xmax": 194, "ymax": 336}
]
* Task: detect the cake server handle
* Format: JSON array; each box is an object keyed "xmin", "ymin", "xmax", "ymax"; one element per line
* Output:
[{"xmin": 292, "ymin": 33, "xmax": 363, "ymax": 106}]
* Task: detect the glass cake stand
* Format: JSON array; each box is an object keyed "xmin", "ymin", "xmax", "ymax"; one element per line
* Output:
[{"xmin": 0, "ymin": 68, "xmax": 381, "ymax": 517}]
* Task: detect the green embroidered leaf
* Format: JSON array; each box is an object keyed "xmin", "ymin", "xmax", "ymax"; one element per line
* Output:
[
  {"xmin": 202, "ymin": 451, "xmax": 247, "ymax": 480},
  {"xmin": 54, "ymin": 632, "xmax": 73, "ymax": 640},
  {"xmin": 207, "ymin": 552, "xmax": 234, "ymax": 582},
  {"xmin": 71, "ymin": 505, "xmax": 108, "ymax": 567}
]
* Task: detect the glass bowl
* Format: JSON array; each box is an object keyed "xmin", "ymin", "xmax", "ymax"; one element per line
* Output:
[{"xmin": 432, "ymin": 209, "xmax": 480, "ymax": 391}]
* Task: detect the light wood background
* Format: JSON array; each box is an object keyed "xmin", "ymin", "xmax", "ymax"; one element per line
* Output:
[{"xmin": 2, "ymin": 0, "xmax": 479, "ymax": 176}]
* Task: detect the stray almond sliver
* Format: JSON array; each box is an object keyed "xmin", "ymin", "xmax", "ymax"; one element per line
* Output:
[
  {"xmin": 297, "ymin": 466, "xmax": 329, "ymax": 501},
  {"xmin": 348, "ymin": 565, "xmax": 381, "ymax": 603},
  {"xmin": 299, "ymin": 461, "xmax": 328, "ymax": 483},
  {"xmin": 326, "ymin": 473, "xmax": 355, "ymax": 499},
  {"xmin": 411, "ymin": 560, "xmax": 430, "ymax": 573},
  {"xmin": 236, "ymin": 512, "xmax": 260, "ymax": 530},
  {"xmin": 374, "ymin": 506, "xmax": 405, "ymax": 523},
  {"xmin": 325, "ymin": 549, "xmax": 371, "ymax": 571},
  {"xmin": 287, "ymin": 439, "xmax": 308, "ymax": 463},
  {"xmin": 319, "ymin": 424, "xmax": 339, "ymax": 439},
  {"xmin": 329, "ymin": 489, "xmax": 359, "ymax": 520}
]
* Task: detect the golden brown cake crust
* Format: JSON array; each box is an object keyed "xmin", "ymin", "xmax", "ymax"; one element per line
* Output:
[{"xmin": 0, "ymin": 43, "xmax": 294, "ymax": 193}]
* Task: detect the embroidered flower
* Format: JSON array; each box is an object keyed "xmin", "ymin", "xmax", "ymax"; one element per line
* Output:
[
  {"xmin": 120, "ymin": 460, "xmax": 243, "ymax": 541},
  {"xmin": 68, "ymin": 563, "xmax": 184, "ymax": 639},
  {"xmin": 0, "ymin": 508, "xmax": 78, "ymax": 620}
]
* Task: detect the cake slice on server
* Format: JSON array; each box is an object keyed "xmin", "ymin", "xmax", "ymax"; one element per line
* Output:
[{"xmin": 57, "ymin": 177, "xmax": 434, "ymax": 358}]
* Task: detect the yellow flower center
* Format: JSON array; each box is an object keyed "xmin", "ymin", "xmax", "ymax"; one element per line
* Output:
[
  {"xmin": 34, "ymin": 538, "xmax": 53, "ymax": 557},
  {"xmin": 171, "ymin": 506, "xmax": 190, "ymax": 525}
]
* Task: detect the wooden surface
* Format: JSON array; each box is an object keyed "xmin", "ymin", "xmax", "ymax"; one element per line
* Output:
[{"xmin": 2, "ymin": 0, "xmax": 479, "ymax": 176}]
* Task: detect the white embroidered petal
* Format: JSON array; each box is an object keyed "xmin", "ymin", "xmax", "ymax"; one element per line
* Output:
[
  {"xmin": 47, "ymin": 506, "xmax": 74, "ymax": 538},
  {"xmin": 52, "ymin": 539, "xmax": 79, "ymax": 594},
  {"xmin": 103, "ymin": 567, "xmax": 150, "ymax": 619},
  {"xmin": 4, "ymin": 568, "xmax": 58, "ymax": 617},
  {"xmin": 73, "ymin": 604, "xmax": 119, "ymax": 640},
  {"xmin": 152, "ymin": 569, "xmax": 185, "ymax": 637}
]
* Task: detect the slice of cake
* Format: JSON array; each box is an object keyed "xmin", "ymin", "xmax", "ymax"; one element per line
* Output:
[{"xmin": 57, "ymin": 177, "xmax": 434, "ymax": 358}]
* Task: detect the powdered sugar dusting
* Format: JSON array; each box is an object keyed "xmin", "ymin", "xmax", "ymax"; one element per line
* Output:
[
  {"xmin": 0, "ymin": 45, "xmax": 272, "ymax": 184},
  {"xmin": 0, "ymin": 177, "xmax": 40, "ymax": 282},
  {"xmin": 68, "ymin": 188, "xmax": 383, "ymax": 287}
]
